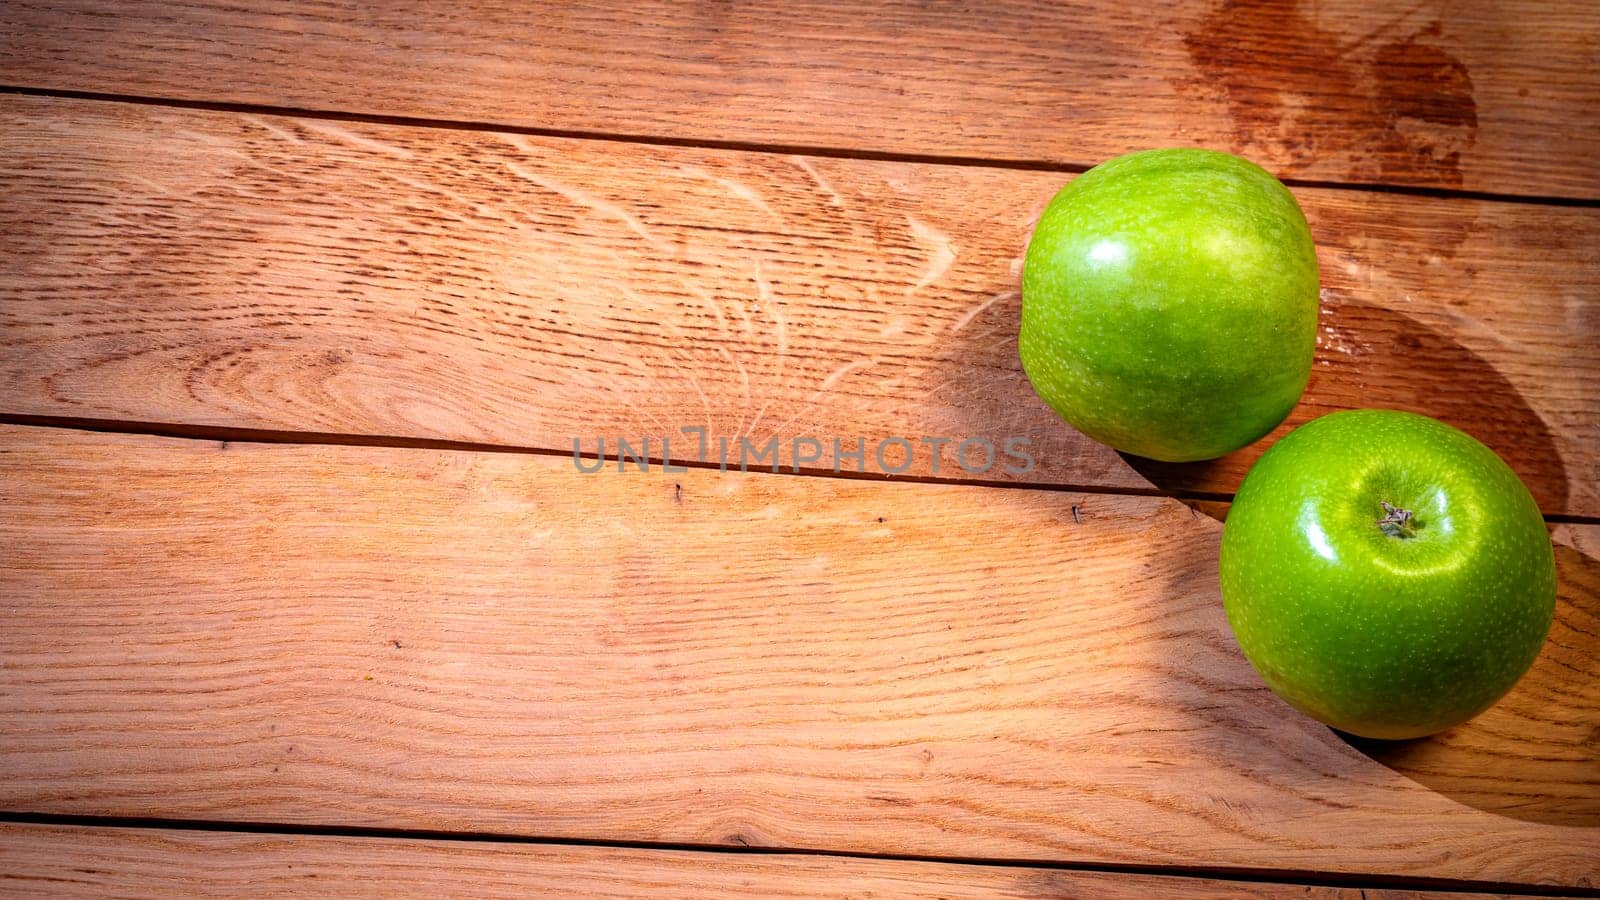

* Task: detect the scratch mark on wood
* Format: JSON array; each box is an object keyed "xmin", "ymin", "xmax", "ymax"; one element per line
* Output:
[
  {"xmin": 950, "ymin": 290, "xmax": 1016, "ymax": 333},
  {"xmin": 299, "ymin": 120, "xmax": 415, "ymax": 159},
  {"xmin": 906, "ymin": 216, "xmax": 956, "ymax": 293},
  {"xmin": 765, "ymin": 356, "xmax": 879, "ymax": 439},
  {"xmin": 685, "ymin": 165, "xmax": 784, "ymax": 225},
  {"xmin": 503, "ymin": 155, "xmax": 667, "ymax": 252},
  {"xmin": 790, "ymin": 155, "xmax": 843, "ymax": 207},
  {"xmin": 744, "ymin": 259, "xmax": 789, "ymax": 439},
  {"xmin": 243, "ymin": 114, "xmax": 304, "ymax": 145}
]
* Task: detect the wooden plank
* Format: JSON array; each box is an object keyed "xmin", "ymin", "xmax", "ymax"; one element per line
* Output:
[
  {"xmin": 0, "ymin": 824, "xmax": 1499, "ymax": 899},
  {"xmin": 1, "ymin": 426, "xmax": 1595, "ymax": 887},
  {"xmin": 1, "ymin": 1, "xmax": 1595, "ymax": 198},
  {"xmin": 2, "ymin": 96, "xmax": 1595, "ymax": 515}
]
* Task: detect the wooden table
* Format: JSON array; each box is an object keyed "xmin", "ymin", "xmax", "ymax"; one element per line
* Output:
[{"xmin": 2, "ymin": 2, "xmax": 1596, "ymax": 895}]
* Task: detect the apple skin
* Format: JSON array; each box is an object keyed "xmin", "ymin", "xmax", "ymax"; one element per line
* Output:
[
  {"xmin": 1220, "ymin": 409, "xmax": 1556, "ymax": 740},
  {"xmin": 1020, "ymin": 148, "xmax": 1319, "ymax": 461}
]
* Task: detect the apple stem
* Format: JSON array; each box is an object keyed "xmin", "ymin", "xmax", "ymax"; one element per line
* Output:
[{"xmin": 1377, "ymin": 501, "xmax": 1417, "ymax": 539}]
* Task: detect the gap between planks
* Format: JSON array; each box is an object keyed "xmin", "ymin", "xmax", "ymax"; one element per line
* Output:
[
  {"xmin": 2, "ymin": 84, "xmax": 1597, "ymax": 211},
  {"xmin": 0, "ymin": 813, "xmax": 1591, "ymax": 899},
  {"xmin": 2, "ymin": 415, "xmax": 1593, "ymax": 527}
]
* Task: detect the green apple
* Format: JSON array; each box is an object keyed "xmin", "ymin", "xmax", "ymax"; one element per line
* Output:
[
  {"xmin": 1220, "ymin": 409, "xmax": 1555, "ymax": 740},
  {"xmin": 1020, "ymin": 148, "xmax": 1319, "ymax": 461}
]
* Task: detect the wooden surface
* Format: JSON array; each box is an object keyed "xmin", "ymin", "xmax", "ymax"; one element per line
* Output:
[
  {"xmin": 2, "ymin": 1, "xmax": 1598, "ymax": 199},
  {"xmin": 3, "ymin": 95, "xmax": 1596, "ymax": 516},
  {"xmin": 0, "ymin": 824, "xmax": 1513, "ymax": 899},
  {"xmin": 3, "ymin": 1, "xmax": 1597, "ymax": 893},
  {"xmin": 2, "ymin": 426, "xmax": 1596, "ymax": 887}
]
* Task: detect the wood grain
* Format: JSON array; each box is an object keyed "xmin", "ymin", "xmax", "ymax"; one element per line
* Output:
[
  {"xmin": 0, "ymin": 824, "xmax": 1509, "ymax": 899},
  {"xmin": 1, "ymin": 425, "xmax": 1595, "ymax": 886},
  {"xmin": 2, "ymin": 95, "xmax": 1595, "ymax": 514},
  {"xmin": 1, "ymin": 1, "xmax": 1596, "ymax": 198}
]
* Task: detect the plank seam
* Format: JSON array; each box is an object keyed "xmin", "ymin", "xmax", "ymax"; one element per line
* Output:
[
  {"xmin": 0, "ymin": 812, "xmax": 1592, "ymax": 897},
  {"xmin": 3, "ymin": 414, "xmax": 1594, "ymax": 525},
  {"xmin": 3, "ymin": 84, "xmax": 1598, "ymax": 209}
]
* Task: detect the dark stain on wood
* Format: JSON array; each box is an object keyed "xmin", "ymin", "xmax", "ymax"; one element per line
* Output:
[{"xmin": 1182, "ymin": 0, "xmax": 1477, "ymax": 187}]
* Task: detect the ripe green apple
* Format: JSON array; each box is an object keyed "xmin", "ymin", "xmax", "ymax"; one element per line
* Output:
[
  {"xmin": 1020, "ymin": 148, "xmax": 1319, "ymax": 461},
  {"xmin": 1220, "ymin": 409, "xmax": 1556, "ymax": 740}
]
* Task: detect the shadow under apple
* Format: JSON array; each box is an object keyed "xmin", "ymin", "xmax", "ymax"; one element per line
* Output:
[
  {"xmin": 1126, "ymin": 297, "xmax": 1569, "ymax": 519},
  {"xmin": 1142, "ymin": 490, "xmax": 1600, "ymax": 832},
  {"xmin": 935, "ymin": 271, "xmax": 1592, "ymax": 828},
  {"xmin": 1336, "ymin": 539, "xmax": 1600, "ymax": 828},
  {"xmin": 1124, "ymin": 299, "xmax": 1593, "ymax": 828}
]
